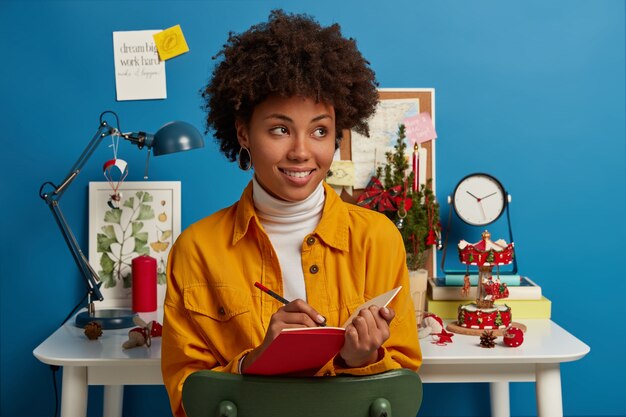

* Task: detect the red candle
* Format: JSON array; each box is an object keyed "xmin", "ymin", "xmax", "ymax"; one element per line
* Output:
[
  {"xmin": 412, "ymin": 143, "xmax": 419, "ymax": 192},
  {"xmin": 132, "ymin": 255, "xmax": 157, "ymax": 312}
]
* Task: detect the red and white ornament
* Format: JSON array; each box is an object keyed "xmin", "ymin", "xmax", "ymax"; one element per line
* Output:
[{"xmin": 503, "ymin": 326, "xmax": 524, "ymax": 347}]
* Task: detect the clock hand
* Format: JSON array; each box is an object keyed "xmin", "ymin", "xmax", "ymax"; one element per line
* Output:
[
  {"xmin": 479, "ymin": 200, "xmax": 487, "ymax": 220},
  {"xmin": 466, "ymin": 191, "xmax": 481, "ymax": 201},
  {"xmin": 479, "ymin": 192, "xmax": 497, "ymax": 200}
]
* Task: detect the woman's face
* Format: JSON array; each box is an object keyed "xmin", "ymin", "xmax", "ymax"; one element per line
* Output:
[{"xmin": 236, "ymin": 95, "xmax": 336, "ymax": 202}]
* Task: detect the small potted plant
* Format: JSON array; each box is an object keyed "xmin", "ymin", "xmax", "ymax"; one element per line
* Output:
[{"xmin": 357, "ymin": 124, "xmax": 440, "ymax": 321}]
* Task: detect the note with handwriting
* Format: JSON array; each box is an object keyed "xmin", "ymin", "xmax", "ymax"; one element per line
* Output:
[
  {"xmin": 113, "ymin": 30, "xmax": 166, "ymax": 101},
  {"xmin": 153, "ymin": 25, "xmax": 189, "ymax": 60}
]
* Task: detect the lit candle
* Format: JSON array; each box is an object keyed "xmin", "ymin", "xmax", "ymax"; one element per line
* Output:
[
  {"xmin": 132, "ymin": 255, "xmax": 157, "ymax": 312},
  {"xmin": 412, "ymin": 143, "xmax": 419, "ymax": 192}
]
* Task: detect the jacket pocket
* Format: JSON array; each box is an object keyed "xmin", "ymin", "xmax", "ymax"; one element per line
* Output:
[
  {"xmin": 184, "ymin": 283, "xmax": 249, "ymax": 322},
  {"xmin": 183, "ymin": 283, "xmax": 254, "ymax": 360}
]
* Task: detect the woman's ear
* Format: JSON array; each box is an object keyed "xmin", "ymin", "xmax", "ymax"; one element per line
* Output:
[{"xmin": 235, "ymin": 119, "xmax": 250, "ymax": 148}]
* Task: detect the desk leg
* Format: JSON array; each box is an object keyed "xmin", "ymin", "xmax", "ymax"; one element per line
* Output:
[
  {"xmin": 536, "ymin": 363, "xmax": 563, "ymax": 417},
  {"xmin": 103, "ymin": 385, "xmax": 124, "ymax": 417},
  {"xmin": 61, "ymin": 366, "xmax": 88, "ymax": 417},
  {"xmin": 489, "ymin": 382, "xmax": 510, "ymax": 417}
]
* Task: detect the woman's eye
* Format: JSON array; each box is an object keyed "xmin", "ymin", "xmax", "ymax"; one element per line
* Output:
[
  {"xmin": 312, "ymin": 127, "xmax": 327, "ymax": 138},
  {"xmin": 270, "ymin": 126, "xmax": 289, "ymax": 136}
]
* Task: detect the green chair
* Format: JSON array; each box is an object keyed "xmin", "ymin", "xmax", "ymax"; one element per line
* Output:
[{"xmin": 182, "ymin": 368, "xmax": 422, "ymax": 417}]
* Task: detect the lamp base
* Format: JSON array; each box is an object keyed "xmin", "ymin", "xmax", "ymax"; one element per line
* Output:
[{"xmin": 75, "ymin": 308, "xmax": 137, "ymax": 329}]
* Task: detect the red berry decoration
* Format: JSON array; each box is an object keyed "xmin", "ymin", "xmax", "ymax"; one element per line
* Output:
[
  {"xmin": 503, "ymin": 326, "xmax": 524, "ymax": 347},
  {"xmin": 150, "ymin": 321, "xmax": 163, "ymax": 337}
]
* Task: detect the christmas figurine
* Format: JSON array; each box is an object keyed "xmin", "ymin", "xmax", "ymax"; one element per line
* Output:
[
  {"xmin": 122, "ymin": 317, "xmax": 163, "ymax": 349},
  {"xmin": 503, "ymin": 326, "xmax": 524, "ymax": 347}
]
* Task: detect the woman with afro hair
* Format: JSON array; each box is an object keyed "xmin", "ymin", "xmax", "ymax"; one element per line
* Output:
[{"xmin": 162, "ymin": 10, "xmax": 421, "ymax": 416}]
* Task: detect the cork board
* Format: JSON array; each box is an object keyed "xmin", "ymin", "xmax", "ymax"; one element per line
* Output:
[{"xmin": 338, "ymin": 88, "xmax": 436, "ymax": 203}]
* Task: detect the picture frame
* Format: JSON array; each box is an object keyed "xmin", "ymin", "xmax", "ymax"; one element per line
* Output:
[{"xmin": 88, "ymin": 181, "xmax": 181, "ymax": 308}]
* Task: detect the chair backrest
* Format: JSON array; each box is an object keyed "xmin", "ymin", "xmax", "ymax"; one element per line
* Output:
[{"xmin": 182, "ymin": 368, "xmax": 422, "ymax": 417}]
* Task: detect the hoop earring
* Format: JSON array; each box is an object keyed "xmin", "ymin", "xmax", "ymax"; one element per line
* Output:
[{"xmin": 238, "ymin": 146, "xmax": 252, "ymax": 171}]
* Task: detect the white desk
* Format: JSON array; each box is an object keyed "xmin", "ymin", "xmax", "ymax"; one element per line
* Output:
[{"xmin": 34, "ymin": 317, "xmax": 589, "ymax": 417}]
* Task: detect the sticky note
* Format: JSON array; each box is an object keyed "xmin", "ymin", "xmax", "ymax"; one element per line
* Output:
[
  {"xmin": 326, "ymin": 160, "xmax": 355, "ymax": 187},
  {"xmin": 153, "ymin": 25, "xmax": 189, "ymax": 60},
  {"xmin": 404, "ymin": 112, "xmax": 437, "ymax": 145}
]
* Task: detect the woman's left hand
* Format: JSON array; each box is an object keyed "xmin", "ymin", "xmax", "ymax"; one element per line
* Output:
[{"xmin": 338, "ymin": 306, "xmax": 395, "ymax": 368}]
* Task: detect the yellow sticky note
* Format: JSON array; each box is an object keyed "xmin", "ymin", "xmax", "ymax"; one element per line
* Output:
[
  {"xmin": 326, "ymin": 160, "xmax": 355, "ymax": 187},
  {"xmin": 153, "ymin": 25, "xmax": 189, "ymax": 60}
]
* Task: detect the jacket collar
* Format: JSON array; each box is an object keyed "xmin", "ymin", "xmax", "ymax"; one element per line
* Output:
[{"xmin": 232, "ymin": 181, "xmax": 349, "ymax": 252}]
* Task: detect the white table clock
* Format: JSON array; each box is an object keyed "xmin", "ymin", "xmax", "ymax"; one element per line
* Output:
[{"xmin": 449, "ymin": 173, "xmax": 510, "ymax": 226}]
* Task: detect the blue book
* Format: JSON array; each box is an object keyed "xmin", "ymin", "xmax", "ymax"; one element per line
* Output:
[
  {"xmin": 429, "ymin": 277, "xmax": 542, "ymax": 300},
  {"xmin": 443, "ymin": 274, "xmax": 522, "ymax": 286}
]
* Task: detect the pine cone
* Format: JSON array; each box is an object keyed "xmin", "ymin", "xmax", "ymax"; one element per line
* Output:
[
  {"xmin": 479, "ymin": 330, "xmax": 497, "ymax": 348},
  {"xmin": 84, "ymin": 321, "xmax": 103, "ymax": 340}
]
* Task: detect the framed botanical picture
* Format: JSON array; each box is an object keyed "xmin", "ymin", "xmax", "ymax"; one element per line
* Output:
[{"xmin": 88, "ymin": 181, "xmax": 181, "ymax": 308}]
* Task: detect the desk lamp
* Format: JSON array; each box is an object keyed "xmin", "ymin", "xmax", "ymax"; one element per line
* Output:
[{"xmin": 39, "ymin": 111, "xmax": 204, "ymax": 329}]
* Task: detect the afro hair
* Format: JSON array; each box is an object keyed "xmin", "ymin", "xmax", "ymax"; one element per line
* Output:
[{"xmin": 201, "ymin": 9, "xmax": 379, "ymax": 162}]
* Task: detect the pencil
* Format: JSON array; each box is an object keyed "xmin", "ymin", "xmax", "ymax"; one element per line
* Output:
[
  {"xmin": 254, "ymin": 281, "xmax": 326, "ymax": 327},
  {"xmin": 254, "ymin": 281, "xmax": 290, "ymax": 305}
]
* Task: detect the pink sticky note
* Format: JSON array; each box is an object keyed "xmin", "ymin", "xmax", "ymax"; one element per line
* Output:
[{"xmin": 404, "ymin": 112, "xmax": 437, "ymax": 145}]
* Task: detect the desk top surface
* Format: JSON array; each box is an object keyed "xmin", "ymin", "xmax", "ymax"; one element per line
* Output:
[
  {"xmin": 34, "ymin": 314, "xmax": 589, "ymax": 367},
  {"xmin": 420, "ymin": 320, "xmax": 590, "ymax": 365}
]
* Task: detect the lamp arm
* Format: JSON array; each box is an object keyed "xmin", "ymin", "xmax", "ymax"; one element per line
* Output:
[
  {"xmin": 53, "ymin": 121, "xmax": 117, "ymax": 200},
  {"xmin": 39, "ymin": 120, "xmax": 117, "ymax": 305},
  {"xmin": 47, "ymin": 200, "xmax": 104, "ymax": 302}
]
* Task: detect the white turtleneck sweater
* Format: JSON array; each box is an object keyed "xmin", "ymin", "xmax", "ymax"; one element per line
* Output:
[{"xmin": 252, "ymin": 176, "xmax": 325, "ymax": 302}]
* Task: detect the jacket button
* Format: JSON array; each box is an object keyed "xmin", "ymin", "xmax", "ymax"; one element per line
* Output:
[
  {"xmin": 306, "ymin": 236, "xmax": 316, "ymax": 245},
  {"xmin": 218, "ymin": 307, "xmax": 225, "ymax": 315},
  {"xmin": 309, "ymin": 265, "xmax": 319, "ymax": 274}
]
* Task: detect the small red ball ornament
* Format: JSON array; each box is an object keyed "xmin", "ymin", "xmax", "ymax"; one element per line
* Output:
[{"xmin": 503, "ymin": 326, "xmax": 524, "ymax": 347}]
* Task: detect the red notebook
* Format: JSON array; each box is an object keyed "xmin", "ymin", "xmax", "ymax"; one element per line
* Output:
[{"xmin": 245, "ymin": 287, "xmax": 402, "ymax": 376}]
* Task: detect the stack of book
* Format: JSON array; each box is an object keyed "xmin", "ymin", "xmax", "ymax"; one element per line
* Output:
[{"xmin": 426, "ymin": 275, "xmax": 551, "ymax": 320}]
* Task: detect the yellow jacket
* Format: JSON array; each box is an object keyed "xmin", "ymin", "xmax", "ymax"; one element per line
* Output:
[{"xmin": 162, "ymin": 181, "xmax": 421, "ymax": 416}]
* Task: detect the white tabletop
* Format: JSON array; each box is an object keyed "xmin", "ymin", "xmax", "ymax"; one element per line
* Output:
[
  {"xmin": 420, "ymin": 320, "xmax": 590, "ymax": 365},
  {"xmin": 33, "ymin": 310, "xmax": 163, "ymax": 368},
  {"xmin": 35, "ymin": 314, "xmax": 589, "ymax": 369}
]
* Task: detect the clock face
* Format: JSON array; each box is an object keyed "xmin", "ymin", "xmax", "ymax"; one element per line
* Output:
[{"xmin": 452, "ymin": 173, "xmax": 506, "ymax": 226}]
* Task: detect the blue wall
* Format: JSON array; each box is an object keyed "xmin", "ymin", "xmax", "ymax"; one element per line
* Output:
[{"xmin": 1, "ymin": 1, "xmax": 624, "ymax": 416}]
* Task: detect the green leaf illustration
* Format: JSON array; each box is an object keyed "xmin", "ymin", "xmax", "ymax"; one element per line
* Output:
[
  {"xmin": 137, "ymin": 204, "xmax": 155, "ymax": 221},
  {"xmin": 123, "ymin": 197, "xmax": 135, "ymax": 209},
  {"xmin": 157, "ymin": 271, "xmax": 166, "ymax": 285},
  {"xmin": 104, "ymin": 209, "xmax": 122, "ymax": 224},
  {"xmin": 135, "ymin": 243, "xmax": 150, "ymax": 256},
  {"xmin": 131, "ymin": 221, "xmax": 144, "ymax": 236},
  {"xmin": 99, "ymin": 270, "xmax": 115, "ymax": 288},
  {"xmin": 101, "ymin": 225, "xmax": 117, "ymax": 239},
  {"xmin": 123, "ymin": 273, "xmax": 132, "ymax": 288},
  {"xmin": 97, "ymin": 232, "xmax": 118, "ymax": 253},
  {"xmin": 140, "ymin": 191, "xmax": 154, "ymax": 203},
  {"xmin": 100, "ymin": 252, "xmax": 115, "ymax": 274},
  {"xmin": 134, "ymin": 231, "xmax": 148, "ymax": 244}
]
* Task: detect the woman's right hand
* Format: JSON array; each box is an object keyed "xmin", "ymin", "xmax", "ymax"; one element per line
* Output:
[{"xmin": 241, "ymin": 299, "xmax": 326, "ymax": 372}]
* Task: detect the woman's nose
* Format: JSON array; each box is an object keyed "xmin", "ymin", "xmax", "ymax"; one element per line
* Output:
[{"xmin": 287, "ymin": 135, "xmax": 311, "ymax": 161}]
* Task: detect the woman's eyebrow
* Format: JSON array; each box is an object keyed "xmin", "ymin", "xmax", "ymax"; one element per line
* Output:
[{"xmin": 264, "ymin": 113, "xmax": 333, "ymax": 122}]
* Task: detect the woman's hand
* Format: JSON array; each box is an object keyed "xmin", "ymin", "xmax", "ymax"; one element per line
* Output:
[
  {"xmin": 338, "ymin": 306, "xmax": 395, "ymax": 368},
  {"xmin": 241, "ymin": 299, "xmax": 325, "ymax": 372}
]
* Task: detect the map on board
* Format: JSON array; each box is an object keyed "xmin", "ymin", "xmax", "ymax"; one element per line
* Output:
[{"xmin": 350, "ymin": 98, "xmax": 420, "ymax": 189}]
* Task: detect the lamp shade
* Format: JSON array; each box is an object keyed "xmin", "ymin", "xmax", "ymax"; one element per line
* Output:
[{"xmin": 151, "ymin": 121, "xmax": 204, "ymax": 156}]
